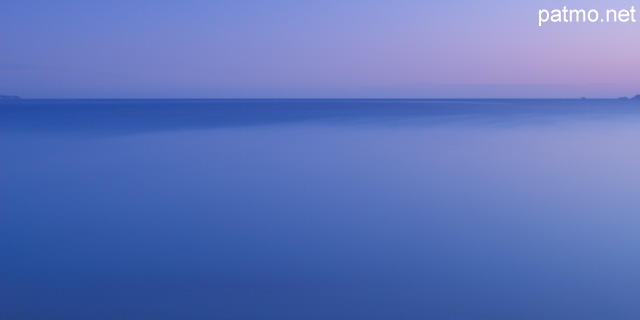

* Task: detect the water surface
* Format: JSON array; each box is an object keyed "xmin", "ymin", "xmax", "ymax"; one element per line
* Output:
[{"xmin": 2, "ymin": 99, "xmax": 640, "ymax": 319}]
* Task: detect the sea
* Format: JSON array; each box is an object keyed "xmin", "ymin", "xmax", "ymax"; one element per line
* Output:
[{"xmin": 2, "ymin": 99, "xmax": 640, "ymax": 319}]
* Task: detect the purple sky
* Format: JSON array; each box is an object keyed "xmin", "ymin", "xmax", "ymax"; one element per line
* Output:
[{"xmin": 1, "ymin": 0, "xmax": 638, "ymax": 98}]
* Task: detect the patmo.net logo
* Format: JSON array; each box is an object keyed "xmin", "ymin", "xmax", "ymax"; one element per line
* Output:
[{"xmin": 538, "ymin": 6, "xmax": 638, "ymax": 26}]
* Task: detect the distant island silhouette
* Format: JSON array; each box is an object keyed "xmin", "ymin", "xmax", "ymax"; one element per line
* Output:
[
  {"xmin": 0, "ymin": 95, "xmax": 638, "ymax": 100},
  {"xmin": 0, "ymin": 95, "xmax": 21, "ymax": 100}
]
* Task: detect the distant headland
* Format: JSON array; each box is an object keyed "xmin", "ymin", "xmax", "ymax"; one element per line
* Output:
[
  {"xmin": 0, "ymin": 95, "xmax": 638, "ymax": 100},
  {"xmin": 0, "ymin": 95, "xmax": 21, "ymax": 100}
]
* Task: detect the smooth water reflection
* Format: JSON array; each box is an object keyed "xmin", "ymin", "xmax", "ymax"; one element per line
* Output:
[{"xmin": 2, "ymin": 100, "xmax": 640, "ymax": 319}]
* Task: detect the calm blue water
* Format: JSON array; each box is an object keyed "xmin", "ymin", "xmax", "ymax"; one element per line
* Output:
[{"xmin": 2, "ymin": 99, "xmax": 640, "ymax": 319}]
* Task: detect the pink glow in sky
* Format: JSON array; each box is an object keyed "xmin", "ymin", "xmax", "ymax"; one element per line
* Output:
[{"xmin": 1, "ymin": 0, "xmax": 638, "ymax": 98}]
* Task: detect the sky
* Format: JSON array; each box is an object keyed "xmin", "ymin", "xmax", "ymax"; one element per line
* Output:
[{"xmin": 1, "ymin": 0, "xmax": 639, "ymax": 98}]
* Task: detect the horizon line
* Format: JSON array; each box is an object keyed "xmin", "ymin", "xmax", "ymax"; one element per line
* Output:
[{"xmin": 3, "ymin": 97, "xmax": 639, "ymax": 101}]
